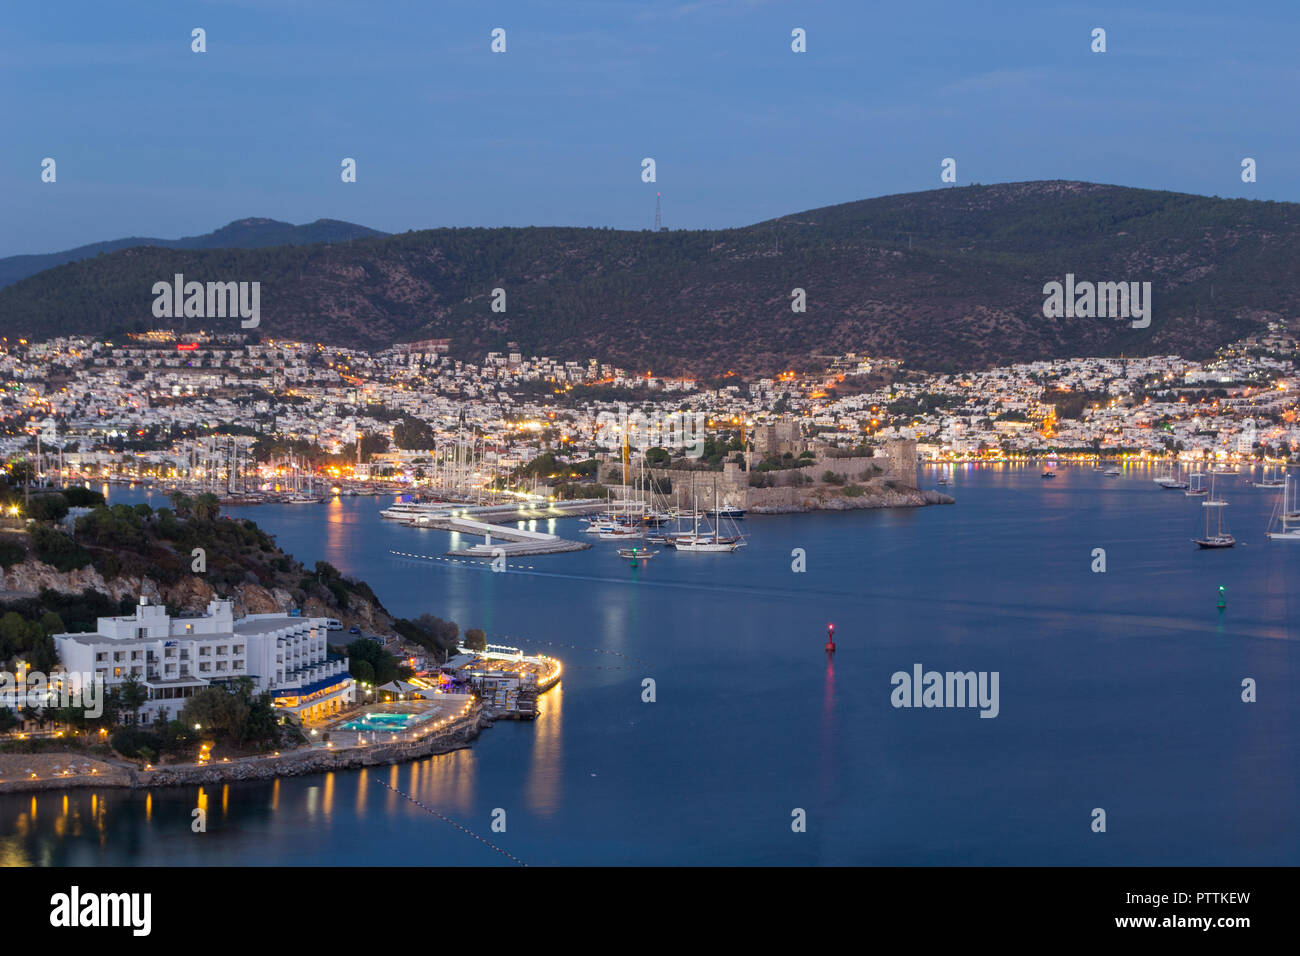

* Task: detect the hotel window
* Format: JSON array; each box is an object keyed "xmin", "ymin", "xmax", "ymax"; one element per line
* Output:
[
  {"xmin": 95, "ymin": 652, "xmax": 106, "ymax": 662},
  {"xmin": 114, "ymin": 652, "xmax": 124, "ymax": 662},
  {"xmin": 199, "ymin": 647, "xmax": 211, "ymax": 656},
  {"xmin": 199, "ymin": 663, "xmax": 210, "ymax": 672}
]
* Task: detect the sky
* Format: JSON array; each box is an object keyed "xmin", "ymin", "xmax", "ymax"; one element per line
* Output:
[{"xmin": 3, "ymin": 0, "xmax": 1299, "ymax": 257}]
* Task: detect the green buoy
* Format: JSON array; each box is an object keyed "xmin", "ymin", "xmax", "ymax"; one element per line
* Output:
[{"xmin": 1217, "ymin": 585, "xmax": 1226, "ymax": 610}]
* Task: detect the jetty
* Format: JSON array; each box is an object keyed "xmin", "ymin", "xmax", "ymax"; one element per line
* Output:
[{"xmin": 399, "ymin": 500, "xmax": 599, "ymax": 556}]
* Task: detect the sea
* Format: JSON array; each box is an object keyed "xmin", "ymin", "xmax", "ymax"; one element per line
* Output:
[{"xmin": 1, "ymin": 463, "xmax": 1295, "ymax": 866}]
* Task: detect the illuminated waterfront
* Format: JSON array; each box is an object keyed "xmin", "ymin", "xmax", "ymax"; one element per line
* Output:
[{"xmin": 0, "ymin": 465, "xmax": 1295, "ymax": 865}]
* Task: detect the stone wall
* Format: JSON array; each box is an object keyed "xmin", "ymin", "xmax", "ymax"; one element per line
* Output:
[{"xmin": 0, "ymin": 704, "xmax": 488, "ymax": 794}]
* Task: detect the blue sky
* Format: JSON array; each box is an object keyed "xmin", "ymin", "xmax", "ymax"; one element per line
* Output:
[{"xmin": 3, "ymin": 0, "xmax": 1298, "ymax": 256}]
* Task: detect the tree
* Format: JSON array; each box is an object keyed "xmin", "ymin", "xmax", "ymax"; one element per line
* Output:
[
  {"xmin": 351, "ymin": 658, "xmax": 375, "ymax": 685},
  {"xmin": 26, "ymin": 494, "xmax": 69, "ymax": 523},
  {"xmin": 193, "ymin": 493, "xmax": 220, "ymax": 522},
  {"xmin": 464, "ymin": 628, "xmax": 487, "ymax": 652},
  {"xmin": 117, "ymin": 674, "xmax": 149, "ymax": 725},
  {"xmin": 347, "ymin": 639, "xmax": 399, "ymax": 685},
  {"xmin": 392, "ymin": 416, "xmax": 435, "ymax": 450},
  {"xmin": 62, "ymin": 487, "xmax": 106, "ymax": 508},
  {"xmin": 179, "ymin": 684, "xmax": 252, "ymax": 741}
]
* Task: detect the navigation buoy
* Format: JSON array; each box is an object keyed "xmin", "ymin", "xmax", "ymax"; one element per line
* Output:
[
  {"xmin": 825, "ymin": 623, "xmax": 836, "ymax": 654},
  {"xmin": 1217, "ymin": 585, "xmax": 1226, "ymax": 610}
]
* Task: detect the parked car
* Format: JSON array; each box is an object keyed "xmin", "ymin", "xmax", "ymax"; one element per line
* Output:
[
  {"xmin": 326, "ymin": 619, "xmax": 342, "ymax": 630},
  {"xmin": 348, "ymin": 626, "xmax": 361, "ymax": 634}
]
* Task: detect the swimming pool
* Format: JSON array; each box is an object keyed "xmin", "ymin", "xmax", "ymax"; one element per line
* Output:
[{"xmin": 338, "ymin": 712, "xmax": 428, "ymax": 732}]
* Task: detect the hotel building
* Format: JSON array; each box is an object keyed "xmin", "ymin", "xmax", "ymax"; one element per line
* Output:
[{"xmin": 54, "ymin": 596, "xmax": 354, "ymax": 725}]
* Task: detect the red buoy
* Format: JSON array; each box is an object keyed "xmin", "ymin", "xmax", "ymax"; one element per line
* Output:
[{"xmin": 825, "ymin": 623, "xmax": 836, "ymax": 653}]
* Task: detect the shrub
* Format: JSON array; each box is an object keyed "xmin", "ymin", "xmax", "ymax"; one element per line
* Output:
[
  {"xmin": 26, "ymin": 494, "xmax": 69, "ymax": 523},
  {"xmin": 30, "ymin": 526, "xmax": 91, "ymax": 572},
  {"xmin": 61, "ymin": 487, "xmax": 106, "ymax": 508},
  {"xmin": 0, "ymin": 539, "xmax": 25, "ymax": 568}
]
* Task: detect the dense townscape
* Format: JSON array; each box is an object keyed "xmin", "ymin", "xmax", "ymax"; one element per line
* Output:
[{"xmin": 2, "ymin": 319, "xmax": 1297, "ymax": 489}]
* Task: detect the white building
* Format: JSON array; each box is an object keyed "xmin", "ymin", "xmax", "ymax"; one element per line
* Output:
[{"xmin": 54, "ymin": 597, "xmax": 354, "ymax": 725}]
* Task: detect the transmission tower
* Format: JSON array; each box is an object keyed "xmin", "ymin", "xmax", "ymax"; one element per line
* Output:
[{"xmin": 655, "ymin": 192, "xmax": 664, "ymax": 231}]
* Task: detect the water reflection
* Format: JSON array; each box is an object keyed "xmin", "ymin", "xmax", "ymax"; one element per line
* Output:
[{"xmin": 528, "ymin": 683, "xmax": 563, "ymax": 814}]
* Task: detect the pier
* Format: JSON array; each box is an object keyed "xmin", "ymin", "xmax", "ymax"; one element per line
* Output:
[{"xmin": 399, "ymin": 500, "xmax": 599, "ymax": 556}]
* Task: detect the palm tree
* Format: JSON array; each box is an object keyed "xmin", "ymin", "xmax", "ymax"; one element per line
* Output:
[{"xmin": 118, "ymin": 675, "xmax": 148, "ymax": 725}]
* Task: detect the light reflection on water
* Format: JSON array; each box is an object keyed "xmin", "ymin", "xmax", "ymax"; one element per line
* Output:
[{"xmin": 0, "ymin": 467, "xmax": 1293, "ymax": 865}]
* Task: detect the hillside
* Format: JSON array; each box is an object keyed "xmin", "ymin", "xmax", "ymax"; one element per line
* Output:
[
  {"xmin": 0, "ymin": 491, "xmax": 462, "ymax": 667},
  {"xmin": 0, "ymin": 218, "xmax": 387, "ymax": 289},
  {"xmin": 0, "ymin": 182, "xmax": 1295, "ymax": 374}
]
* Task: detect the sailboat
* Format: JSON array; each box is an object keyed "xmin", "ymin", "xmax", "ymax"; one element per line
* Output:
[
  {"xmin": 1184, "ymin": 473, "xmax": 1208, "ymax": 497},
  {"xmin": 669, "ymin": 493, "xmax": 748, "ymax": 552},
  {"xmin": 1253, "ymin": 465, "xmax": 1286, "ymax": 489},
  {"xmin": 1154, "ymin": 459, "xmax": 1188, "ymax": 490},
  {"xmin": 1194, "ymin": 475, "xmax": 1235, "ymax": 548},
  {"xmin": 1265, "ymin": 475, "xmax": 1300, "ymax": 541}
]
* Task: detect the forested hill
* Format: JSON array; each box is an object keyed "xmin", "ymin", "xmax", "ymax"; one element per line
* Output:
[
  {"xmin": 0, "ymin": 218, "xmax": 386, "ymax": 289},
  {"xmin": 1, "ymin": 181, "xmax": 1295, "ymax": 374}
]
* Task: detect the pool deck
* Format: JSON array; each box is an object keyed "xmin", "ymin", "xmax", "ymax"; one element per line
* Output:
[{"xmin": 321, "ymin": 696, "xmax": 474, "ymax": 748}]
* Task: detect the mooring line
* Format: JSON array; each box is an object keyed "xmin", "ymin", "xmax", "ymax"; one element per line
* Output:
[{"xmin": 374, "ymin": 778, "xmax": 527, "ymax": 866}]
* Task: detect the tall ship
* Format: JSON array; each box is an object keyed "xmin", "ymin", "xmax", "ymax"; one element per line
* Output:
[
  {"xmin": 667, "ymin": 495, "xmax": 748, "ymax": 553},
  {"xmin": 1194, "ymin": 475, "xmax": 1235, "ymax": 549}
]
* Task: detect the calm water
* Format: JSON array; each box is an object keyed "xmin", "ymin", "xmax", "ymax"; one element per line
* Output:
[{"xmin": 1, "ymin": 464, "xmax": 1296, "ymax": 866}]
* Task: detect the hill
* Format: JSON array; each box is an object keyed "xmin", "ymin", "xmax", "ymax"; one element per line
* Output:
[
  {"xmin": 0, "ymin": 182, "xmax": 1294, "ymax": 374},
  {"xmin": 0, "ymin": 218, "xmax": 387, "ymax": 289}
]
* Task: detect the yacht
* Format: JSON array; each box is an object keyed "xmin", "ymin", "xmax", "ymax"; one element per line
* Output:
[
  {"xmin": 380, "ymin": 501, "xmax": 447, "ymax": 521},
  {"xmin": 1194, "ymin": 476, "xmax": 1235, "ymax": 549},
  {"xmin": 1266, "ymin": 475, "xmax": 1300, "ymax": 541}
]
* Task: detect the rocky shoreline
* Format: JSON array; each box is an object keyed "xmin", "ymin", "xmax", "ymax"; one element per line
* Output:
[{"xmin": 0, "ymin": 703, "xmax": 492, "ymax": 794}]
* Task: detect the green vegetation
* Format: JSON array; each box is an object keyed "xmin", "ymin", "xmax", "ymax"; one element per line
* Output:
[
  {"xmin": 346, "ymin": 638, "xmax": 410, "ymax": 686},
  {"xmin": 392, "ymin": 415, "xmax": 435, "ymax": 449}
]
